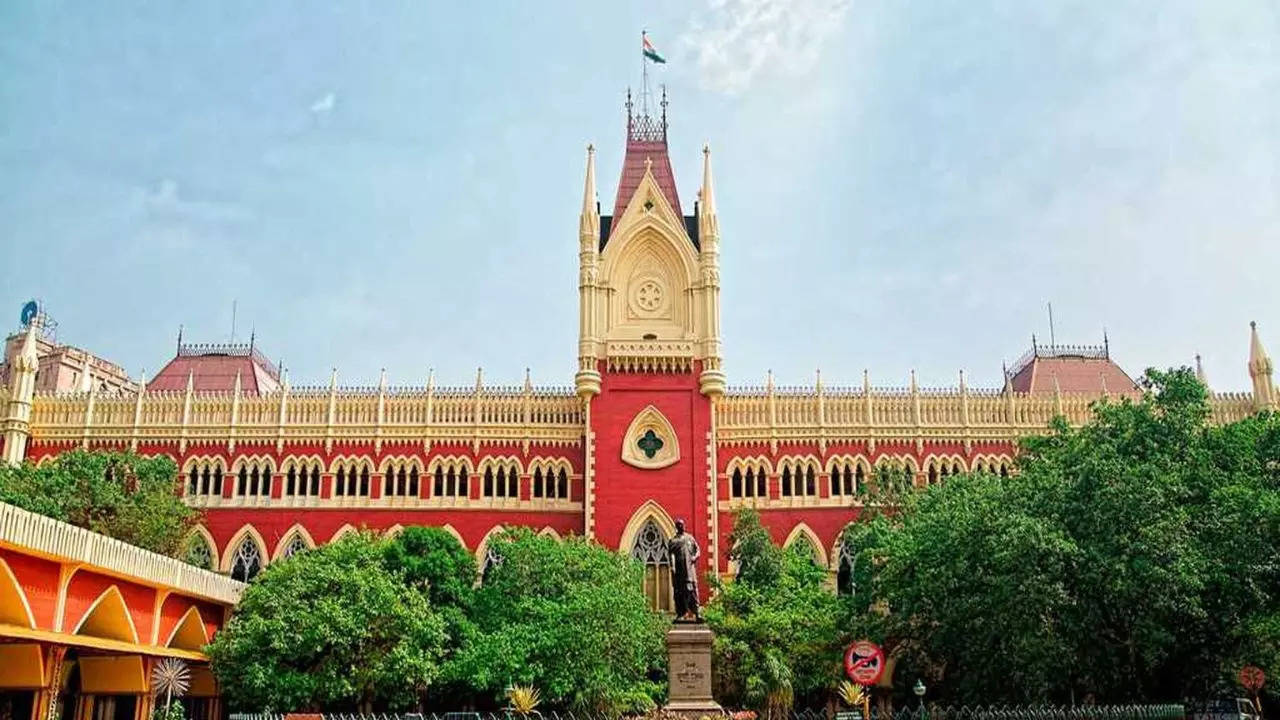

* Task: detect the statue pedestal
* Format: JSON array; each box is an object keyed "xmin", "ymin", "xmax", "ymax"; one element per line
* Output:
[{"xmin": 665, "ymin": 623, "xmax": 722, "ymax": 715}]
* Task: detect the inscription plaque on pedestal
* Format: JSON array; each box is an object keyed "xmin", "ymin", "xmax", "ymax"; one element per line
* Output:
[{"xmin": 665, "ymin": 624, "xmax": 722, "ymax": 714}]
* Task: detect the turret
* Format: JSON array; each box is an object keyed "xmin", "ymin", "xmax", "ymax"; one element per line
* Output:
[
  {"xmin": 575, "ymin": 143, "xmax": 603, "ymax": 399},
  {"xmin": 2, "ymin": 326, "xmax": 40, "ymax": 465},
  {"xmin": 1249, "ymin": 321, "xmax": 1275, "ymax": 410}
]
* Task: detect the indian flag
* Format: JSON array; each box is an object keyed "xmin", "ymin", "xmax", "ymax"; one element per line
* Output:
[{"xmin": 642, "ymin": 33, "xmax": 666, "ymax": 64}]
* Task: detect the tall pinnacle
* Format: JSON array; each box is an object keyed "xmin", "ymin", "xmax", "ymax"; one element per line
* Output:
[
  {"xmin": 580, "ymin": 144, "xmax": 599, "ymax": 241},
  {"xmin": 699, "ymin": 144, "xmax": 719, "ymax": 241},
  {"xmin": 1249, "ymin": 321, "xmax": 1272, "ymax": 375}
]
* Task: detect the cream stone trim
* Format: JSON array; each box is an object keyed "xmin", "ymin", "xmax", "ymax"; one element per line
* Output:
[
  {"xmin": 427, "ymin": 455, "xmax": 475, "ymax": 474},
  {"xmin": 0, "ymin": 557, "xmax": 36, "ymax": 628},
  {"xmin": 825, "ymin": 453, "xmax": 872, "ymax": 475},
  {"xmin": 0, "ymin": 502, "xmax": 242, "ymax": 604},
  {"xmin": 621, "ymin": 405, "xmax": 680, "ymax": 470},
  {"xmin": 538, "ymin": 527, "xmax": 562, "ymax": 540},
  {"xmin": 383, "ymin": 524, "xmax": 406, "ymax": 539},
  {"xmin": 329, "ymin": 524, "xmax": 359, "ymax": 542},
  {"xmin": 281, "ymin": 453, "xmax": 325, "ymax": 472},
  {"xmin": 230, "ymin": 453, "xmax": 275, "ymax": 474},
  {"xmin": 474, "ymin": 525, "xmax": 507, "ymax": 567},
  {"xmin": 328, "ymin": 455, "xmax": 374, "ymax": 475},
  {"xmin": 379, "ymin": 455, "xmax": 426, "ymax": 474},
  {"xmin": 617, "ymin": 500, "xmax": 678, "ymax": 553},
  {"xmin": 783, "ymin": 523, "xmax": 828, "ymax": 567},
  {"xmin": 72, "ymin": 586, "xmax": 140, "ymax": 644},
  {"xmin": 220, "ymin": 524, "xmax": 268, "ymax": 574},
  {"xmin": 271, "ymin": 524, "xmax": 317, "ymax": 559},
  {"xmin": 440, "ymin": 523, "xmax": 465, "ymax": 549}
]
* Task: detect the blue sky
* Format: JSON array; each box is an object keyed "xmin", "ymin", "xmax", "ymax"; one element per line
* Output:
[{"xmin": 1, "ymin": 1, "xmax": 1276, "ymax": 391}]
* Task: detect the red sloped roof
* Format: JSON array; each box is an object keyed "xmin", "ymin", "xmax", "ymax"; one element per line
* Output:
[
  {"xmin": 1009, "ymin": 355, "xmax": 1137, "ymax": 395},
  {"xmin": 612, "ymin": 138, "xmax": 682, "ymax": 220},
  {"xmin": 149, "ymin": 345, "xmax": 280, "ymax": 395}
]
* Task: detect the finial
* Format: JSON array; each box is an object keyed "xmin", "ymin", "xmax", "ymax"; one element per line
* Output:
[
  {"xmin": 233, "ymin": 370, "xmax": 242, "ymax": 395},
  {"xmin": 379, "ymin": 368, "xmax": 387, "ymax": 390},
  {"xmin": 427, "ymin": 367, "xmax": 435, "ymax": 389},
  {"xmin": 176, "ymin": 324, "xmax": 183, "ymax": 353},
  {"xmin": 1100, "ymin": 372, "xmax": 1109, "ymax": 396},
  {"xmin": 959, "ymin": 369, "xmax": 966, "ymax": 390},
  {"xmin": 137, "ymin": 369, "xmax": 147, "ymax": 392},
  {"xmin": 524, "ymin": 367, "xmax": 532, "ymax": 391},
  {"xmin": 1032, "ymin": 333, "xmax": 1038, "ymax": 352},
  {"xmin": 766, "ymin": 369, "xmax": 774, "ymax": 391},
  {"xmin": 1103, "ymin": 328, "xmax": 1110, "ymax": 357},
  {"xmin": 475, "ymin": 366, "xmax": 484, "ymax": 389},
  {"xmin": 249, "ymin": 328, "xmax": 255, "ymax": 353},
  {"xmin": 281, "ymin": 365, "xmax": 289, "ymax": 387},
  {"xmin": 644, "ymin": 156, "xmax": 653, "ymax": 173},
  {"xmin": 329, "ymin": 368, "xmax": 338, "ymax": 389},
  {"xmin": 815, "ymin": 368, "xmax": 823, "ymax": 390},
  {"xmin": 909, "ymin": 369, "xmax": 918, "ymax": 392},
  {"xmin": 700, "ymin": 142, "xmax": 717, "ymax": 219},
  {"xmin": 582, "ymin": 143, "xmax": 598, "ymax": 217},
  {"xmin": 185, "ymin": 369, "xmax": 194, "ymax": 392},
  {"xmin": 863, "ymin": 368, "xmax": 870, "ymax": 390}
]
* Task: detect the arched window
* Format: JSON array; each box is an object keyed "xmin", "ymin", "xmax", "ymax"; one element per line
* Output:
[
  {"xmin": 631, "ymin": 519, "xmax": 672, "ymax": 613},
  {"xmin": 836, "ymin": 537, "xmax": 856, "ymax": 596},
  {"xmin": 184, "ymin": 535, "xmax": 213, "ymax": 570},
  {"xmin": 230, "ymin": 537, "xmax": 263, "ymax": 582},
  {"xmin": 557, "ymin": 468, "xmax": 568, "ymax": 498},
  {"xmin": 281, "ymin": 534, "xmax": 309, "ymax": 559},
  {"xmin": 731, "ymin": 468, "xmax": 742, "ymax": 497},
  {"xmin": 533, "ymin": 468, "xmax": 545, "ymax": 498},
  {"xmin": 184, "ymin": 459, "xmax": 227, "ymax": 499},
  {"xmin": 432, "ymin": 461, "xmax": 469, "ymax": 498},
  {"xmin": 781, "ymin": 466, "xmax": 793, "ymax": 497},
  {"xmin": 788, "ymin": 535, "xmax": 819, "ymax": 564}
]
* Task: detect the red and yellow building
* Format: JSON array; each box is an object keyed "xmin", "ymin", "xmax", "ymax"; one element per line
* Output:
[
  {"xmin": 1, "ymin": 96, "xmax": 1275, "ymax": 609},
  {"xmin": 0, "ymin": 502, "xmax": 241, "ymax": 720}
]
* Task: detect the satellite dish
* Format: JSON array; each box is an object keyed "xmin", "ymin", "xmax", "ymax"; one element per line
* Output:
[{"xmin": 19, "ymin": 300, "xmax": 38, "ymax": 327}]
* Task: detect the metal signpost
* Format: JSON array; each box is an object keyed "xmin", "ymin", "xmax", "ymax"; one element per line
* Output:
[{"xmin": 844, "ymin": 641, "xmax": 886, "ymax": 720}]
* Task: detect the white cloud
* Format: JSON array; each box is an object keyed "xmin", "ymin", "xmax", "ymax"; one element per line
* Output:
[
  {"xmin": 310, "ymin": 92, "xmax": 336, "ymax": 115},
  {"xmin": 681, "ymin": 0, "xmax": 851, "ymax": 94},
  {"xmin": 134, "ymin": 179, "xmax": 250, "ymax": 224}
]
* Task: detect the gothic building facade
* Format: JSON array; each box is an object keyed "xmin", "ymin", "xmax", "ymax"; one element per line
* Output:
[{"xmin": 2, "ymin": 98, "xmax": 1274, "ymax": 609}]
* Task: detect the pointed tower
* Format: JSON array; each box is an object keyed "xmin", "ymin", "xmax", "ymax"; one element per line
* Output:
[
  {"xmin": 1248, "ymin": 321, "xmax": 1275, "ymax": 410},
  {"xmin": 581, "ymin": 86, "xmax": 721, "ymax": 601},
  {"xmin": 2, "ymin": 326, "xmax": 40, "ymax": 465}
]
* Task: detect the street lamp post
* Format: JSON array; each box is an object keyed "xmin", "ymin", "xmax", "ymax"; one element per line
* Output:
[{"xmin": 913, "ymin": 679, "xmax": 927, "ymax": 720}]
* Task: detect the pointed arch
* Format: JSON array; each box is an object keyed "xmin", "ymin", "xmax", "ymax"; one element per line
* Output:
[
  {"xmin": 164, "ymin": 605, "xmax": 210, "ymax": 651},
  {"xmin": 329, "ymin": 524, "xmax": 359, "ymax": 542},
  {"xmin": 184, "ymin": 526, "xmax": 219, "ymax": 570},
  {"xmin": 220, "ymin": 524, "xmax": 268, "ymax": 574},
  {"xmin": 474, "ymin": 525, "xmax": 508, "ymax": 567},
  {"xmin": 383, "ymin": 524, "xmax": 406, "ymax": 539},
  {"xmin": 617, "ymin": 500, "xmax": 679, "ymax": 553},
  {"xmin": 0, "ymin": 558, "xmax": 36, "ymax": 628},
  {"xmin": 272, "ymin": 524, "xmax": 317, "ymax": 560},
  {"xmin": 783, "ymin": 523, "xmax": 829, "ymax": 567},
  {"xmin": 73, "ymin": 586, "xmax": 139, "ymax": 644},
  {"xmin": 538, "ymin": 527, "xmax": 562, "ymax": 540}
]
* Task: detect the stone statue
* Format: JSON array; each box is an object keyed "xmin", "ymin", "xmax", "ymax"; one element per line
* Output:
[{"xmin": 668, "ymin": 518, "xmax": 701, "ymax": 621}]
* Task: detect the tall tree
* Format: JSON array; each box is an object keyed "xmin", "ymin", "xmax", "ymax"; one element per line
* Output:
[
  {"xmin": 0, "ymin": 450, "xmax": 199, "ymax": 557},
  {"xmin": 207, "ymin": 533, "xmax": 446, "ymax": 712},
  {"xmin": 449, "ymin": 528, "xmax": 666, "ymax": 716},
  {"xmin": 864, "ymin": 369, "xmax": 1280, "ymax": 703}
]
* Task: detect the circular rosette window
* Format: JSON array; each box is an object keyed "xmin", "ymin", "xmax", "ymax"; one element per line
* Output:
[{"xmin": 621, "ymin": 405, "xmax": 680, "ymax": 470}]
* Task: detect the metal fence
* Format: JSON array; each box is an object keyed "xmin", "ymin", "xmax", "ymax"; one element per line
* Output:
[{"xmin": 233, "ymin": 705, "xmax": 1187, "ymax": 720}]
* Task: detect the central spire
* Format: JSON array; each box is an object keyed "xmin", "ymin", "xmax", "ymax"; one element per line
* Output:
[{"xmin": 612, "ymin": 86, "xmax": 682, "ymax": 221}]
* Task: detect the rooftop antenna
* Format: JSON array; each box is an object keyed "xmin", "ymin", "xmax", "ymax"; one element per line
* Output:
[{"xmin": 1047, "ymin": 302, "xmax": 1056, "ymax": 347}]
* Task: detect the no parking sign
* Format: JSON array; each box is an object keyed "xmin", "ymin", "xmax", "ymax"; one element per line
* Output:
[{"xmin": 844, "ymin": 640, "xmax": 885, "ymax": 685}]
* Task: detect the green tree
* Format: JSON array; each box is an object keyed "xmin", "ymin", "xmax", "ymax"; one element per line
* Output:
[
  {"xmin": 383, "ymin": 526, "xmax": 478, "ymax": 706},
  {"xmin": 707, "ymin": 511, "xmax": 855, "ymax": 718},
  {"xmin": 0, "ymin": 450, "xmax": 198, "ymax": 557},
  {"xmin": 450, "ymin": 528, "xmax": 666, "ymax": 716},
  {"xmin": 863, "ymin": 369, "xmax": 1280, "ymax": 704},
  {"xmin": 207, "ymin": 532, "xmax": 446, "ymax": 712}
]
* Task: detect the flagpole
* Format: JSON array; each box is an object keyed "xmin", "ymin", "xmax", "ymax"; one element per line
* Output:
[{"xmin": 641, "ymin": 30, "xmax": 649, "ymax": 117}]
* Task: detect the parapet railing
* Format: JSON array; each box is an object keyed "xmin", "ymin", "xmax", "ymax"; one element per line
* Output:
[
  {"xmin": 717, "ymin": 383, "xmax": 1258, "ymax": 446},
  {"xmin": 26, "ymin": 382, "xmax": 584, "ymax": 452},
  {"xmin": 0, "ymin": 501, "xmax": 243, "ymax": 604}
]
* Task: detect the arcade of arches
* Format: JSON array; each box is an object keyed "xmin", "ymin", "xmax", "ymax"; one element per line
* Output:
[{"xmin": 0, "ymin": 503, "xmax": 241, "ymax": 720}]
